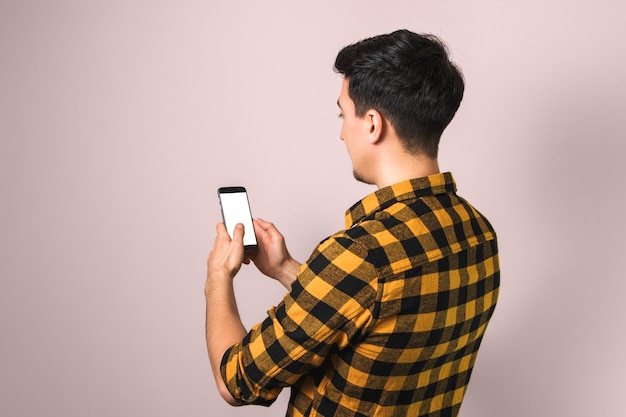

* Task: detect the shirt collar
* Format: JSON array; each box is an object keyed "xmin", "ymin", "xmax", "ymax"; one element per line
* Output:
[{"xmin": 345, "ymin": 172, "xmax": 457, "ymax": 228}]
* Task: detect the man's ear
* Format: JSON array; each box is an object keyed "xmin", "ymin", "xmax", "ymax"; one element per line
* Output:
[{"xmin": 366, "ymin": 109, "xmax": 384, "ymax": 144}]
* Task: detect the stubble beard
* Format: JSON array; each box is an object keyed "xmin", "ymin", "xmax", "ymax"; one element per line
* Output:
[{"xmin": 353, "ymin": 169, "xmax": 374, "ymax": 185}]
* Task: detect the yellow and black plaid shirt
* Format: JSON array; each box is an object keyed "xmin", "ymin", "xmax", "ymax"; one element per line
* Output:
[{"xmin": 221, "ymin": 172, "xmax": 500, "ymax": 417}]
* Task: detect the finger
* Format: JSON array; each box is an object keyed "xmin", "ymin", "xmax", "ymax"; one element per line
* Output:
[
  {"xmin": 258, "ymin": 220, "xmax": 283, "ymax": 242},
  {"xmin": 215, "ymin": 222, "xmax": 228, "ymax": 236},
  {"xmin": 254, "ymin": 218, "xmax": 274, "ymax": 230},
  {"xmin": 253, "ymin": 219, "xmax": 269, "ymax": 241},
  {"xmin": 232, "ymin": 223, "xmax": 245, "ymax": 243},
  {"xmin": 255, "ymin": 218, "xmax": 277, "ymax": 235}
]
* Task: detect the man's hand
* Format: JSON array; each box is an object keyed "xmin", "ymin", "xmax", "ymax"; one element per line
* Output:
[
  {"xmin": 251, "ymin": 218, "xmax": 301, "ymax": 291},
  {"xmin": 206, "ymin": 222, "xmax": 245, "ymax": 286}
]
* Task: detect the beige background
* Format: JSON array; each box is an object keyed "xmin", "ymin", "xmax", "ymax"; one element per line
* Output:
[{"xmin": 1, "ymin": 1, "xmax": 625, "ymax": 416}]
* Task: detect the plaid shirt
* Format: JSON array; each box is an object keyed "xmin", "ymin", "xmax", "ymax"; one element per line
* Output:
[{"xmin": 221, "ymin": 172, "xmax": 500, "ymax": 417}]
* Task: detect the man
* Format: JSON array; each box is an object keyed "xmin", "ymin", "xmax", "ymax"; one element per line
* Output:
[{"xmin": 206, "ymin": 29, "xmax": 500, "ymax": 417}]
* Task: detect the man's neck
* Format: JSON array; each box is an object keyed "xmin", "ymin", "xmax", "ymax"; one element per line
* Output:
[{"xmin": 375, "ymin": 153, "xmax": 440, "ymax": 189}]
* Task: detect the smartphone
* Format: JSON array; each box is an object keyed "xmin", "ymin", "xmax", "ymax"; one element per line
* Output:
[{"xmin": 217, "ymin": 186, "xmax": 257, "ymax": 251}]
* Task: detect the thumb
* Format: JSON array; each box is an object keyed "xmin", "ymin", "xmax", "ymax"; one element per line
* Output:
[{"xmin": 232, "ymin": 223, "xmax": 245, "ymax": 243}]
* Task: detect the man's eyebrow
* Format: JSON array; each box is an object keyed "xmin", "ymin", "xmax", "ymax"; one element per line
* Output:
[{"xmin": 336, "ymin": 100, "xmax": 342, "ymax": 108}]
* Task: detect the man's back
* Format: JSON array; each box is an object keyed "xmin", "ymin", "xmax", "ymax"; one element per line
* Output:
[
  {"xmin": 221, "ymin": 173, "xmax": 500, "ymax": 417},
  {"xmin": 326, "ymin": 173, "xmax": 498, "ymax": 416}
]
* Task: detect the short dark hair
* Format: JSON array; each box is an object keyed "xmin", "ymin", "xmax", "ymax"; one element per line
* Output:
[{"xmin": 334, "ymin": 29, "xmax": 464, "ymax": 158}]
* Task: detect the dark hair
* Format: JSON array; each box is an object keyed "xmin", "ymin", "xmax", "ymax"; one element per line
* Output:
[{"xmin": 334, "ymin": 29, "xmax": 464, "ymax": 158}]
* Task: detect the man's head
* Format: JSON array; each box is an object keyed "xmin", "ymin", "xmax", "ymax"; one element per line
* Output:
[{"xmin": 334, "ymin": 29, "xmax": 464, "ymax": 159}]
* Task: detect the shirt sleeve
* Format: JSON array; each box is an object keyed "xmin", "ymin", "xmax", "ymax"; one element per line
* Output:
[{"xmin": 220, "ymin": 233, "xmax": 379, "ymax": 405}]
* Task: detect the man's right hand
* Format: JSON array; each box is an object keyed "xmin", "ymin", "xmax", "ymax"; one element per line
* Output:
[{"xmin": 251, "ymin": 218, "xmax": 301, "ymax": 291}]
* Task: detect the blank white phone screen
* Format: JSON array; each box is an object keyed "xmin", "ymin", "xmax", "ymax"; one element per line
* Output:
[{"xmin": 219, "ymin": 192, "xmax": 256, "ymax": 247}]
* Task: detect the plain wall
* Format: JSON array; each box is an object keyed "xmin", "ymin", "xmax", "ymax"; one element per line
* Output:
[{"xmin": 1, "ymin": 1, "xmax": 625, "ymax": 416}]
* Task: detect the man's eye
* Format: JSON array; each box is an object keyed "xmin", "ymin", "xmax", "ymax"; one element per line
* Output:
[{"xmin": 338, "ymin": 113, "xmax": 343, "ymax": 119}]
